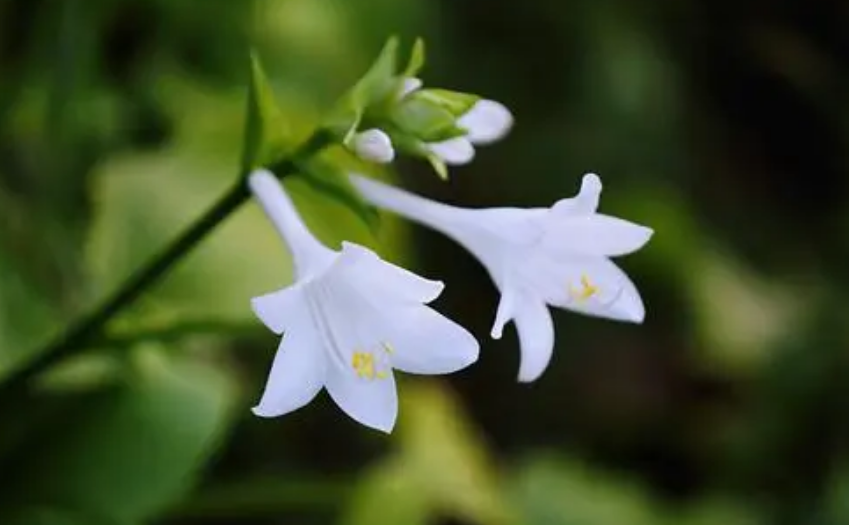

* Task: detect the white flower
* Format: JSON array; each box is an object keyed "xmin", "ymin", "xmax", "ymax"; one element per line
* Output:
[
  {"xmin": 349, "ymin": 128, "xmax": 395, "ymax": 164},
  {"xmin": 427, "ymin": 136, "xmax": 476, "ymax": 165},
  {"xmin": 247, "ymin": 169, "xmax": 479, "ymax": 433},
  {"xmin": 457, "ymin": 99, "xmax": 514, "ymax": 145},
  {"xmin": 350, "ymin": 172, "xmax": 652, "ymax": 383}
]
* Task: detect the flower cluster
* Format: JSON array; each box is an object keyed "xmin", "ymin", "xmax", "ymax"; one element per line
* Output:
[
  {"xmin": 247, "ymin": 38, "xmax": 652, "ymax": 433},
  {"xmin": 330, "ymin": 38, "xmax": 513, "ymax": 179}
]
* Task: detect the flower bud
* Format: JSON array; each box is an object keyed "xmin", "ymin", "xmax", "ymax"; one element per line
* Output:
[
  {"xmin": 350, "ymin": 128, "xmax": 395, "ymax": 164},
  {"xmin": 427, "ymin": 136, "xmax": 475, "ymax": 165},
  {"xmin": 399, "ymin": 77, "xmax": 423, "ymax": 99},
  {"xmin": 456, "ymin": 99, "xmax": 513, "ymax": 145}
]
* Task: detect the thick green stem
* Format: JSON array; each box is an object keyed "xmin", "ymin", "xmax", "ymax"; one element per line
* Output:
[{"xmin": 0, "ymin": 129, "xmax": 334, "ymax": 393}]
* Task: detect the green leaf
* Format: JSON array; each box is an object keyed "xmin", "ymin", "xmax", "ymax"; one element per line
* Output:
[
  {"xmin": 240, "ymin": 51, "xmax": 289, "ymax": 174},
  {"xmin": 0, "ymin": 346, "xmax": 236, "ymax": 525},
  {"xmin": 511, "ymin": 455, "xmax": 661, "ymax": 525},
  {"xmin": 404, "ymin": 37, "xmax": 426, "ymax": 77},
  {"xmin": 341, "ymin": 461, "xmax": 430, "ymax": 525},
  {"xmin": 296, "ymin": 159, "xmax": 380, "ymax": 233},
  {"xmin": 396, "ymin": 381, "xmax": 513, "ymax": 524}
]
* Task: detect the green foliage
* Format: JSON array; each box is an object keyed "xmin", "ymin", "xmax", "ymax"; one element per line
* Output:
[
  {"xmin": 1, "ymin": 1, "xmax": 848, "ymax": 525},
  {"xmin": 0, "ymin": 346, "xmax": 236, "ymax": 525}
]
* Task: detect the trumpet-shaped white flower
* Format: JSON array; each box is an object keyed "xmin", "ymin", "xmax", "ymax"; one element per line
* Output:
[
  {"xmin": 350, "ymin": 172, "xmax": 652, "ymax": 383},
  {"xmin": 247, "ymin": 169, "xmax": 478, "ymax": 433},
  {"xmin": 349, "ymin": 128, "xmax": 395, "ymax": 164}
]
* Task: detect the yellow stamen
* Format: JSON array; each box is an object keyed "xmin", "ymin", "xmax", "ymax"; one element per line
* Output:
[
  {"xmin": 351, "ymin": 345, "xmax": 393, "ymax": 380},
  {"xmin": 569, "ymin": 274, "xmax": 599, "ymax": 302},
  {"xmin": 351, "ymin": 351, "xmax": 376, "ymax": 379}
]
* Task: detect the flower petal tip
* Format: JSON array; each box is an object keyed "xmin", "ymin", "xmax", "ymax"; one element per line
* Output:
[
  {"xmin": 368, "ymin": 418, "xmax": 396, "ymax": 434},
  {"xmin": 251, "ymin": 405, "xmax": 275, "ymax": 418},
  {"xmin": 250, "ymin": 296, "xmax": 286, "ymax": 335},
  {"xmin": 517, "ymin": 371, "xmax": 543, "ymax": 384},
  {"xmin": 581, "ymin": 173, "xmax": 603, "ymax": 194}
]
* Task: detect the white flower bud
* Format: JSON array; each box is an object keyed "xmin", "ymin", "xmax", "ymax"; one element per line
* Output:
[
  {"xmin": 427, "ymin": 136, "xmax": 475, "ymax": 165},
  {"xmin": 350, "ymin": 128, "xmax": 395, "ymax": 164},
  {"xmin": 457, "ymin": 99, "xmax": 513, "ymax": 145},
  {"xmin": 399, "ymin": 77, "xmax": 423, "ymax": 98}
]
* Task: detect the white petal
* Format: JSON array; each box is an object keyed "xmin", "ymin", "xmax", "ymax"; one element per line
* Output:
[
  {"xmin": 332, "ymin": 242, "xmax": 444, "ymax": 303},
  {"xmin": 387, "ymin": 304, "xmax": 479, "ymax": 375},
  {"xmin": 252, "ymin": 323, "xmax": 326, "ymax": 418},
  {"xmin": 457, "ymin": 99, "xmax": 514, "ymax": 145},
  {"xmin": 326, "ymin": 363, "xmax": 398, "ymax": 433},
  {"xmin": 542, "ymin": 214, "xmax": 653, "ymax": 257},
  {"xmin": 350, "ymin": 128, "xmax": 395, "ymax": 164},
  {"xmin": 513, "ymin": 298, "xmax": 555, "ymax": 383},
  {"xmin": 427, "ymin": 137, "xmax": 475, "ymax": 165},
  {"xmin": 551, "ymin": 173, "xmax": 603, "ymax": 216},
  {"xmin": 524, "ymin": 254, "xmax": 645, "ymax": 324},
  {"xmin": 251, "ymin": 285, "xmax": 304, "ymax": 334}
]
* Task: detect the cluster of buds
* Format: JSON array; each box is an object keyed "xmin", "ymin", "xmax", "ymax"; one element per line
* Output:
[{"xmin": 331, "ymin": 38, "xmax": 513, "ymax": 178}]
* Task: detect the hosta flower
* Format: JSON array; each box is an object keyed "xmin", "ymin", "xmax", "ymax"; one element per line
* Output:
[
  {"xmin": 247, "ymin": 169, "xmax": 479, "ymax": 433},
  {"xmin": 350, "ymin": 172, "xmax": 652, "ymax": 382}
]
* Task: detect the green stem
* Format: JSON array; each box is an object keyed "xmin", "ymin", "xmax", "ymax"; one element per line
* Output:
[
  {"xmin": 1, "ymin": 129, "xmax": 334, "ymax": 393},
  {"xmin": 96, "ymin": 319, "xmax": 258, "ymax": 349}
]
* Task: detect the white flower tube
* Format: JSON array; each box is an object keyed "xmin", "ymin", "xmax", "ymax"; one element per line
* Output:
[
  {"xmin": 350, "ymin": 172, "xmax": 652, "ymax": 383},
  {"xmin": 248, "ymin": 169, "xmax": 479, "ymax": 432}
]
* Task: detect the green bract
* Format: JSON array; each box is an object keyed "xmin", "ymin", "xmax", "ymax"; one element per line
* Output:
[
  {"xmin": 390, "ymin": 96, "xmax": 467, "ymax": 143},
  {"xmin": 414, "ymin": 89, "xmax": 480, "ymax": 118}
]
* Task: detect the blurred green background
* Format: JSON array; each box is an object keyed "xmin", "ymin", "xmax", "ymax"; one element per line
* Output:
[{"xmin": 2, "ymin": 0, "xmax": 849, "ymax": 524}]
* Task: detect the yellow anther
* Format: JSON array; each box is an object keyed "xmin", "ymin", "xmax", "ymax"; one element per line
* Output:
[
  {"xmin": 351, "ymin": 351, "xmax": 376, "ymax": 379},
  {"xmin": 569, "ymin": 274, "xmax": 599, "ymax": 302},
  {"xmin": 352, "ymin": 347, "xmax": 391, "ymax": 380}
]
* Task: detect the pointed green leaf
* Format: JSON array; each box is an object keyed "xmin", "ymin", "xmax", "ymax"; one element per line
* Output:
[
  {"xmin": 404, "ymin": 38, "xmax": 426, "ymax": 77},
  {"xmin": 240, "ymin": 51, "xmax": 289, "ymax": 174}
]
